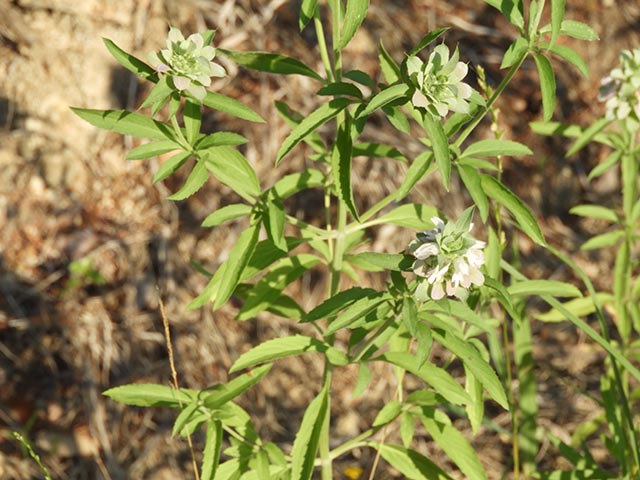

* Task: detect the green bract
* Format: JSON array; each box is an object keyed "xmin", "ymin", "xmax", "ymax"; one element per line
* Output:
[
  {"xmin": 406, "ymin": 44, "xmax": 472, "ymax": 118},
  {"xmin": 148, "ymin": 27, "xmax": 226, "ymax": 101},
  {"xmin": 598, "ymin": 49, "xmax": 640, "ymax": 123},
  {"xmin": 409, "ymin": 209, "xmax": 485, "ymax": 301}
]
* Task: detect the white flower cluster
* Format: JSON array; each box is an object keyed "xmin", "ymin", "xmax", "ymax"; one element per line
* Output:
[
  {"xmin": 598, "ymin": 49, "xmax": 640, "ymax": 122},
  {"xmin": 406, "ymin": 44, "xmax": 473, "ymax": 118},
  {"xmin": 148, "ymin": 27, "xmax": 226, "ymax": 101},
  {"xmin": 409, "ymin": 213, "xmax": 485, "ymax": 301}
]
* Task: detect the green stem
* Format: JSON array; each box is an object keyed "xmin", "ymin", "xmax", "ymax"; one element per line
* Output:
[
  {"xmin": 314, "ymin": 11, "xmax": 334, "ymax": 82},
  {"xmin": 319, "ymin": 366, "xmax": 333, "ymax": 480},
  {"xmin": 170, "ymin": 115, "xmax": 191, "ymax": 151},
  {"xmin": 454, "ymin": 52, "xmax": 528, "ymax": 150}
]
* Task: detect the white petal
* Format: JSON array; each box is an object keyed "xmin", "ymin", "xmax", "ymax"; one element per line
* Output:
[
  {"xmin": 188, "ymin": 84, "xmax": 207, "ymax": 101},
  {"xmin": 413, "ymin": 242, "xmax": 439, "ymax": 260},
  {"xmin": 168, "ymin": 27, "xmax": 184, "ymax": 44},
  {"xmin": 210, "ymin": 62, "xmax": 226, "ymax": 78},
  {"xmin": 431, "ymin": 282, "xmax": 446, "ymax": 300},
  {"xmin": 200, "ymin": 46, "xmax": 216, "ymax": 60},
  {"xmin": 412, "ymin": 90, "xmax": 430, "ymax": 108},
  {"xmin": 187, "ymin": 33, "xmax": 204, "ymax": 49},
  {"xmin": 173, "ymin": 75, "xmax": 190, "ymax": 90}
]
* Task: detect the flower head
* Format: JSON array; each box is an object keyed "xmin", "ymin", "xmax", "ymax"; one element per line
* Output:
[
  {"xmin": 148, "ymin": 27, "xmax": 226, "ymax": 101},
  {"xmin": 408, "ymin": 208, "xmax": 485, "ymax": 301},
  {"xmin": 598, "ymin": 49, "xmax": 640, "ymax": 122},
  {"xmin": 406, "ymin": 44, "xmax": 473, "ymax": 118}
]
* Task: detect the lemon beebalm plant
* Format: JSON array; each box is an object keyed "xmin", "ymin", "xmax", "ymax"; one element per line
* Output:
[{"xmin": 66, "ymin": 1, "xmax": 640, "ymax": 479}]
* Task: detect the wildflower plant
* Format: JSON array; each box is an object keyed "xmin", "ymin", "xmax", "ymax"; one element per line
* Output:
[{"xmin": 69, "ymin": 0, "xmax": 640, "ymax": 478}]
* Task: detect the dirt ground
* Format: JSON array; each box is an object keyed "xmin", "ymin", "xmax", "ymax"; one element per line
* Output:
[{"xmin": 1, "ymin": 0, "xmax": 639, "ymax": 479}]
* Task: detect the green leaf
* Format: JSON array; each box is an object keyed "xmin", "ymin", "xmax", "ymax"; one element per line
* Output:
[
  {"xmin": 378, "ymin": 41, "xmax": 401, "ymax": 84},
  {"xmin": 203, "ymin": 146, "xmax": 261, "ymax": 200},
  {"xmin": 352, "ymin": 142, "xmax": 407, "ymax": 162},
  {"xmin": 140, "ymin": 76, "xmax": 173, "ymax": 112},
  {"xmin": 507, "ymin": 280, "xmax": 582, "ymax": 298},
  {"xmin": 382, "ymin": 105, "xmax": 411, "ymax": 134},
  {"xmin": 264, "ymin": 195, "xmax": 287, "ymax": 252},
  {"xmin": 432, "ymin": 328, "xmax": 509, "ymax": 409},
  {"xmin": 168, "ymin": 159, "xmax": 209, "ymax": 200},
  {"xmin": 457, "ymin": 165, "xmax": 489, "ymax": 222},
  {"xmin": 345, "ymin": 252, "xmax": 413, "ymax": 272},
  {"xmin": 195, "ymin": 131, "xmax": 248, "ymax": 149},
  {"xmin": 71, "ymin": 108, "xmax": 175, "ymax": 140},
  {"xmin": 501, "ymin": 37, "xmax": 528, "ymax": 69},
  {"xmin": 201, "ymin": 420, "xmax": 223, "ymax": 480},
  {"xmin": 589, "ymin": 150, "xmax": 620, "ymax": 180},
  {"xmin": 127, "ymin": 140, "xmax": 181, "ymax": 160},
  {"xmin": 420, "ymin": 411, "xmax": 488, "ymax": 480},
  {"xmin": 375, "ymin": 444, "xmax": 454, "ymax": 480},
  {"xmin": 569, "ymin": 205, "xmax": 617, "ymax": 222},
  {"xmin": 344, "ymin": 69, "xmax": 375, "ymax": 88},
  {"xmin": 304, "ymin": 287, "xmax": 379, "ymax": 321},
  {"xmin": 271, "ymin": 169, "xmax": 325, "ymax": 199},
  {"xmin": 396, "ymin": 151, "xmax": 435, "ymax": 200},
  {"xmin": 214, "ymin": 222, "xmax": 261, "ymax": 309},
  {"xmin": 203, "ymin": 365, "xmax": 272, "ymax": 410},
  {"xmin": 275, "ymin": 101, "xmax": 326, "ymax": 155},
  {"xmin": 550, "ymin": 0, "xmax": 566, "ymax": 47},
  {"xmin": 377, "ymin": 203, "xmax": 439, "ymax": 230},
  {"xmin": 566, "ymin": 117, "xmax": 611, "ymax": 157},
  {"xmin": 299, "ymin": 0, "xmax": 318, "ymax": 29},
  {"xmin": 482, "ymin": 0, "xmax": 524, "ymax": 28},
  {"xmin": 153, "ymin": 151, "xmax": 191, "ymax": 183},
  {"xmin": 202, "ymin": 204, "xmax": 253, "ymax": 228},
  {"xmin": 533, "ymin": 53, "xmax": 556, "ymax": 121},
  {"xmin": 219, "ymin": 49, "xmax": 323, "ymax": 82},
  {"xmin": 535, "ymin": 293, "xmax": 614, "ymax": 322},
  {"xmin": 172, "ymin": 402, "xmax": 201, "ymax": 437},
  {"xmin": 184, "ymin": 100, "xmax": 202, "ymax": 145},
  {"xmin": 237, "ymin": 254, "xmax": 321, "ymax": 321},
  {"xmin": 358, "ymin": 84, "xmax": 410, "ymax": 118},
  {"xmin": 231, "ymin": 335, "xmax": 348, "ymax": 373},
  {"xmin": 480, "ymin": 174, "xmax": 545, "ymax": 245},
  {"xmin": 580, "ymin": 230, "xmax": 625, "ymax": 250},
  {"xmin": 325, "ymin": 292, "xmax": 392, "ymax": 335},
  {"xmin": 373, "ymin": 400, "xmax": 403, "ymax": 427},
  {"xmin": 317, "ymin": 82, "xmax": 363, "ymax": 99},
  {"xmin": 377, "ymin": 352, "xmax": 471, "ymax": 406},
  {"xmin": 353, "ymin": 363, "xmax": 372, "ymax": 398},
  {"xmin": 203, "ymin": 91, "xmax": 265, "ymax": 123},
  {"xmin": 103, "ymin": 384, "xmax": 194, "ymax": 408},
  {"xmin": 242, "ymin": 237, "xmax": 307, "ymax": 281},
  {"xmin": 464, "ymin": 369, "xmax": 484, "ymax": 435},
  {"xmin": 103, "ymin": 38, "xmax": 156, "ymax": 80},
  {"xmin": 548, "ymin": 44, "xmax": 588, "ymax": 78},
  {"xmin": 332, "ymin": 113, "xmax": 359, "ymax": 220},
  {"xmin": 276, "ymin": 98, "xmax": 352, "ymax": 164},
  {"xmin": 408, "ymin": 28, "xmax": 450, "ymax": 56},
  {"xmin": 338, "ymin": 0, "xmax": 370, "ymax": 50},
  {"xmin": 423, "ymin": 114, "xmax": 450, "ymax": 190},
  {"xmin": 559, "ymin": 20, "xmax": 599, "ymax": 41},
  {"xmin": 461, "ymin": 139, "xmax": 532, "ymax": 158},
  {"xmin": 400, "ymin": 411, "xmax": 415, "ymax": 447},
  {"xmin": 290, "ymin": 385, "xmax": 329, "ymax": 480}
]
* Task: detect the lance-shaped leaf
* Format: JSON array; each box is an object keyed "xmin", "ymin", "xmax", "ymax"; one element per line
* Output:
[
  {"xmin": 432, "ymin": 328, "xmax": 508, "ymax": 409},
  {"xmin": 71, "ymin": 108, "xmax": 176, "ymax": 140},
  {"xmin": 103, "ymin": 384, "xmax": 194, "ymax": 408},
  {"xmin": 419, "ymin": 409, "xmax": 488, "ymax": 480},
  {"xmin": 457, "ymin": 164, "xmax": 489, "ymax": 222},
  {"xmin": 304, "ymin": 287, "xmax": 379, "ymax": 322},
  {"xmin": 357, "ymin": 84, "xmax": 410, "ymax": 118},
  {"xmin": 290, "ymin": 385, "xmax": 329, "ymax": 480},
  {"xmin": 271, "ymin": 169, "xmax": 325, "ymax": 199},
  {"xmin": 103, "ymin": 38, "xmax": 157, "ymax": 80},
  {"xmin": 184, "ymin": 100, "xmax": 202, "ymax": 145},
  {"xmin": 230, "ymin": 335, "xmax": 348, "ymax": 373},
  {"xmin": 345, "ymin": 252, "xmax": 413, "ymax": 272},
  {"xmin": 201, "ymin": 420, "xmax": 223, "ymax": 480},
  {"xmin": 325, "ymin": 292, "xmax": 392, "ymax": 335},
  {"xmin": 376, "ymin": 203, "xmax": 439, "ymax": 230},
  {"xmin": 338, "ymin": 0, "xmax": 370, "ymax": 50},
  {"xmin": 550, "ymin": 0, "xmax": 566, "ymax": 47},
  {"xmin": 203, "ymin": 146, "xmax": 261, "ymax": 201},
  {"xmin": 375, "ymin": 444, "xmax": 454, "ymax": 480},
  {"xmin": 237, "ymin": 254, "xmax": 321, "ymax": 321},
  {"xmin": 168, "ymin": 159, "xmax": 209, "ymax": 200},
  {"xmin": 203, "ymin": 91, "xmax": 265, "ymax": 123},
  {"xmin": 548, "ymin": 44, "xmax": 588, "ymax": 78},
  {"xmin": 507, "ymin": 280, "xmax": 582, "ymax": 298},
  {"xmin": 202, "ymin": 203, "xmax": 253, "ymax": 228},
  {"xmin": 480, "ymin": 174, "xmax": 545, "ymax": 245},
  {"xmin": 195, "ymin": 131, "xmax": 248, "ymax": 149},
  {"xmin": 533, "ymin": 53, "xmax": 556, "ymax": 122},
  {"xmin": 219, "ymin": 49, "xmax": 323, "ymax": 82},
  {"xmin": 203, "ymin": 364, "xmax": 272, "ymax": 409},
  {"xmin": 332, "ymin": 113, "xmax": 359, "ymax": 220},
  {"xmin": 377, "ymin": 352, "xmax": 470, "ymax": 406},
  {"xmin": 214, "ymin": 222, "xmax": 261, "ymax": 309},
  {"xmin": 396, "ymin": 151, "xmax": 435, "ymax": 200},
  {"xmin": 127, "ymin": 139, "xmax": 182, "ymax": 160},
  {"xmin": 299, "ymin": 0, "xmax": 318, "ymax": 29},
  {"xmin": 461, "ymin": 139, "xmax": 532, "ymax": 158},
  {"xmin": 408, "ymin": 27, "xmax": 450, "ymax": 56},
  {"xmin": 153, "ymin": 151, "xmax": 192, "ymax": 183},
  {"xmin": 423, "ymin": 114, "xmax": 450, "ymax": 190},
  {"xmin": 276, "ymin": 98, "xmax": 352, "ymax": 164},
  {"xmin": 482, "ymin": 0, "xmax": 524, "ymax": 28}
]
